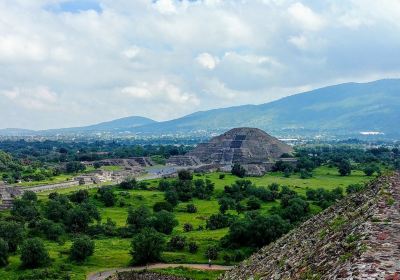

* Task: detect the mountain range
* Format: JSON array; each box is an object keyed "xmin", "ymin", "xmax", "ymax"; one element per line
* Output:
[{"xmin": 1, "ymin": 79, "xmax": 399, "ymax": 139}]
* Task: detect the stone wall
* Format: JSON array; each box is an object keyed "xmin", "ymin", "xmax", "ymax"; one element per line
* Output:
[
  {"xmin": 221, "ymin": 174, "xmax": 398, "ymax": 280},
  {"xmin": 107, "ymin": 271, "xmax": 187, "ymax": 280}
]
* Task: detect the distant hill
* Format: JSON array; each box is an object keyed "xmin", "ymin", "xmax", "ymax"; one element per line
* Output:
[
  {"xmin": 1, "ymin": 79, "xmax": 399, "ymax": 139},
  {"xmin": 0, "ymin": 116, "xmax": 157, "ymax": 137},
  {"xmin": 131, "ymin": 79, "xmax": 400, "ymax": 138}
]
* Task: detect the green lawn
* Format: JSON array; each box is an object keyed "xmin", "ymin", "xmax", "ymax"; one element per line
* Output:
[{"xmin": 0, "ymin": 166, "xmax": 373, "ymax": 280}]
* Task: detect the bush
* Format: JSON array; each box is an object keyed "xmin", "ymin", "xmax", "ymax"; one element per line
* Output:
[
  {"xmin": 152, "ymin": 210, "xmax": 178, "ymax": 235},
  {"xmin": 20, "ymin": 238, "xmax": 50, "ymax": 268},
  {"xmin": 188, "ymin": 241, "xmax": 198, "ymax": 253},
  {"xmin": 205, "ymin": 246, "xmax": 219, "ymax": 260},
  {"xmin": 22, "ymin": 191, "xmax": 37, "ymax": 202},
  {"xmin": 186, "ymin": 204, "xmax": 197, "ymax": 213},
  {"xmin": 37, "ymin": 220, "xmax": 65, "ymax": 241},
  {"xmin": 126, "ymin": 206, "xmax": 152, "ymax": 233},
  {"xmin": 246, "ymin": 196, "xmax": 262, "ymax": 210},
  {"xmin": 165, "ymin": 190, "xmax": 179, "ymax": 207},
  {"xmin": 70, "ymin": 235, "xmax": 95, "ymax": 262},
  {"xmin": 338, "ymin": 160, "xmax": 351, "ymax": 176},
  {"xmin": 97, "ymin": 187, "xmax": 116, "ymax": 207},
  {"xmin": 69, "ymin": 190, "xmax": 89, "ymax": 204},
  {"xmin": 219, "ymin": 174, "xmax": 225, "ymax": 179},
  {"xmin": 178, "ymin": 170, "xmax": 193, "ymax": 181},
  {"xmin": 0, "ymin": 238, "xmax": 9, "ymax": 267},
  {"xmin": 346, "ymin": 184, "xmax": 364, "ymax": 194},
  {"xmin": 120, "ymin": 178, "xmax": 137, "ymax": 190},
  {"xmin": 206, "ymin": 214, "xmax": 231, "ymax": 230},
  {"xmin": 153, "ymin": 201, "xmax": 174, "ymax": 212},
  {"xmin": 0, "ymin": 221, "xmax": 24, "ymax": 253},
  {"xmin": 168, "ymin": 235, "xmax": 186, "ymax": 250},
  {"xmin": 130, "ymin": 228, "xmax": 165, "ymax": 264},
  {"xmin": 231, "ymin": 163, "xmax": 246, "ymax": 178},
  {"xmin": 158, "ymin": 179, "xmax": 170, "ymax": 191},
  {"xmin": 183, "ymin": 223, "xmax": 193, "ymax": 232}
]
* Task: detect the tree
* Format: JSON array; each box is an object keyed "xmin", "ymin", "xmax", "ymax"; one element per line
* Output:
[
  {"xmin": 206, "ymin": 213, "xmax": 231, "ymax": 230},
  {"xmin": 65, "ymin": 206, "xmax": 93, "ymax": 233},
  {"xmin": 205, "ymin": 246, "xmax": 219, "ymax": 260},
  {"xmin": 20, "ymin": 238, "xmax": 50, "ymax": 268},
  {"xmin": 247, "ymin": 196, "xmax": 262, "ymax": 210},
  {"xmin": 183, "ymin": 223, "xmax": 193, "ymax": 232},
  {"xmin": 120, "ymin": 178, "xmax": 137, "ymax": 190},
  {"xmin": 126, "ymin": 206, "xmax": 151, "ymax": 233},
  {"xmin": 0, "ymin": 221, "xmax": 24, "ymax": 253},
  {"xmin": 188, "ymin": 241, "xmax": 198, "ymax": 253},
  {"xmin": 97, "ymin": 187, "xmax": 116, "ymax": 207},
  {"xmin": 22, "ymin": 191, "xmax": 37, "ymax": 202},
  {"xmin": 168, "ymin": 235, "xmax": 186, "ymax": 250},
  {"xmin": 363, "ymin": 165, "xmax": 378, "ymax": 176},
  {"xmin": 280, "ymin": 197, "xmax": 310, "ymax": 223},
  {"xmin": 152, "ymin": 210, "xmax": 178, "ymax": 235},
  {"xmin": 153, "ymin": 201, "xmax": 173, "ymax": 212},
  {"xmin": 231, "ymin": 163, "xmax": 246, "ymax": 178},
  {"xmin": 0, "ymin": 238, "xmax": 9, "ymax": 267},
  {"xmin": 66, "ymin": 161, "xmax": 86, "ymax": 173},
  {"xmin": 158, "ymin": 179, "xmax": 170, "ymax": 191},
  {"xmin": 37, "ymin": 219, "xmax": 65, "ymax": 241},
  {"xmin": 165, "ymin": 189, "xmax": 179, "ymax": 207},
  {"xmin": 70, "ymin": 235, "xmax": 95, "ymax": 262},
  {"xmin": 130, "ymin": 228, "xmax": 165, "ymax": 264},
  {"xmin": 11, "ymin": 199, "xmax": 39, "ymax": 221},
  {"xmin": 69, "ymin": 189, "xmax": 89, "ymax": 204},
  {"xmin": 338, "ymin": 160, "xmax": 351, "ymax": 176},
  {"xmin": 178, "ymin": 170, "xmax": 193, "ymax": 181},
  {"xmin": 186, "ymin": 203, "xmax": 197, "ymax": 213}
]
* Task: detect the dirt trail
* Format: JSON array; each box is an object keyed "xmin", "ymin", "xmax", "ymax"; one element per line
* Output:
[{"xmin": 87, "ymin": 263, "xmax": 233, "ymax": 280}]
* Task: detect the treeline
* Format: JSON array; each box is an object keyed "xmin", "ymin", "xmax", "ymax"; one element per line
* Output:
[{"xmin": 0, "ymin": 140, "xmax": 192, "ymax": 163}]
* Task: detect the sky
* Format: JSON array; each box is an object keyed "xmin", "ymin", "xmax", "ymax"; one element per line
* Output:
[{"xmin": 1, "ymin": 0, "xmax": 400, "ymax": 130}]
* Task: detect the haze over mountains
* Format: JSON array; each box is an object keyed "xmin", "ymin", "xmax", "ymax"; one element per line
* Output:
[{"xmin": 1, "ymin": 79, "xmax": 399, "ymax": 139}]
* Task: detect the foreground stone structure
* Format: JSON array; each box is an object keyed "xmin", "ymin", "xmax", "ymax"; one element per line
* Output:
[
  {"xmin": 221, "ymin": 173, "xmax": 400, "ymax": 280},
  {"xmin": 184, "ymin": 127, "xmax": 295, "ymax": 175},
  {"xmin": 0, "ymin": 182, "xmax": 22, "ymax": 210},
  {"xmin": 107, "ymin": 271, "xmax": 186, "ymax": 280}
]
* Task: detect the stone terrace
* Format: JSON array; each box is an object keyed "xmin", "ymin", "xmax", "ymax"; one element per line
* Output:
[{"xmin": 221, "ymin": 173, "xmax": 400, "ymax": 280}]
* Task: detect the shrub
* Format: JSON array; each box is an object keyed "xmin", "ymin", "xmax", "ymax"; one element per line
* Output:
[
  {"xmin": 206, "ymin": 214, "xmax": 231, "ymax": 230},
  {"xmin": 183, "ymin": 223, "xmax": 193, "ymax": 232},
  {"xmin": 20, "ymin": 238, "xmax": 50, "ymax": 268},
  {"xmin": 246, "ymin": 196, "xmax": 262, "ymax": 210},
  {"xmin": 120, "ymin": 178, "xmax": 137, "ymax": 190},
  {"xmin": 153, "ymin": 201, "xmax": 174, "ymax": 212},
  {"xmin": 165, "ymin": 190, "xmax": 179, "ymax": 207},
  {"xmin": 186, "ymin": 204, "xmax": 197, "ymax": 213},
  {"xmin": 130, "ymin": 228, "xmax": 165, "ymax": 264},
  {"xmin": 22, "ymin": 191, "xmax": 37, "ymax": 202},
  {"xmin": 158, "ymin": 179, "xmax": 170, "ymax": 191},
  {"xmin": 219, "ymin": 174, "xmax": 225, "ymax": 179},
  {"xmin": 69, "ymin": 190, "xmax": 89, "ymax": 204},
  {"xmin": 188, "ymin": 241, "xmax": 198, "ymax": 253},
  {"xmin": 168, "ymin": 235, "xmax": 186, "ymax": 250},
  {"xmin": 97, "ymin": 187, "xmax": 116, "ymax": 207},
  {"xmin": 346, "ymin": 184, "xmax": 364, "ymax": 194},
  {"xmin": 338, "ymin": 160, "xmax": 351, "ymax": 176},
  {"xmin": 152, "ymin": 210, "xmax": 178, "ymax": 235},
  {"xmin": 126, "ymin": 206, "xmax": 152, "ymax": 233},
  {"xmin": 70, "ymin": 235, "xmax": 95, "ymax": 262},
  {"xmin": 231, "ymin": 163, "xmax": 246, "ymax": 178},
  {"xmin": 205, "ymin": 246, "xmax": 219, "ymax": 260},
  {"xmin": 0, "ymin": 221, "xmax": 24, "ymax": 253},
  {"xmin": 178, "ymin": 170, "xmax": 193, "ymax": 181},
  {"xmin": 0, "ymin": 238, "xmax": 9, "ymax": 267},
  {"xmin": 37, "ymin": 220, "xmax": 65, "ymax": 241}
]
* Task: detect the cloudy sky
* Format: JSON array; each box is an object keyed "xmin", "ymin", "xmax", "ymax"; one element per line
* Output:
[{"xmin": 1, "ymin": 0, "xmax": 400, "ymax": 129}]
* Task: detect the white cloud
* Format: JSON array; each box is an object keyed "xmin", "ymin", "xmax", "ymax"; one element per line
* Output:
[
  {"xmin": 288, "ymin": 2, "xmax": 325, "ymax": 31},
  {"xmin": 196, "ymin": 53, "xmax": 219, "ymax": 70},
  {"xmin": 0, "ymin": 0, "xmax": 400, "ymax": 129}
]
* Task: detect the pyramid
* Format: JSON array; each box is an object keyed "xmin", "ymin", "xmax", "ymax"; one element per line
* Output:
[{"xmin": 188, "ymin": 127, "xmax": 293, "ymax": 165}]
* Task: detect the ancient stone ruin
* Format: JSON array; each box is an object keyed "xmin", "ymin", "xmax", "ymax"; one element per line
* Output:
[
  {"xmin": 171, "ymin": 127, "xmax": 295, "ymax": 176},
  {"xmin": 0, "ymin": 181, "xmax": 22, "ymax": 210},
  {"xmin": 221, "ymin": 173, "xmax": 400, "ymax": 280}
]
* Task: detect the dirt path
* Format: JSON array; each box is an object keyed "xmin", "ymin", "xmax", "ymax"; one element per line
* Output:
[{"xmin": 87, "ymin": 263, "xmax": 233, "ymax": 280}]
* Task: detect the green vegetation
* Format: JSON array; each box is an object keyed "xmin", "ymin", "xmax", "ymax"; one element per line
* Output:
[{"xmin": 0, "ymin": 164, "xmax": 373, "ymax": 280}]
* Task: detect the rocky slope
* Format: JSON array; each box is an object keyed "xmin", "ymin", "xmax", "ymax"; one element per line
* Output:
[{"xmin": 220, "ymin": 173, "xmax": 400, "ymax": 280}]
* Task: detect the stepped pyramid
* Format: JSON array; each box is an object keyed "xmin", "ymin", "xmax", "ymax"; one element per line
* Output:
[{"xmin": 186, "ymin": 128, "xmax": 294, "ymax": 175}]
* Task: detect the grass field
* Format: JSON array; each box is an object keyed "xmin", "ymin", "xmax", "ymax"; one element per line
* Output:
[{"xmin": 0, "ymin": 166, "xmax": 373, "ymax": 280}]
